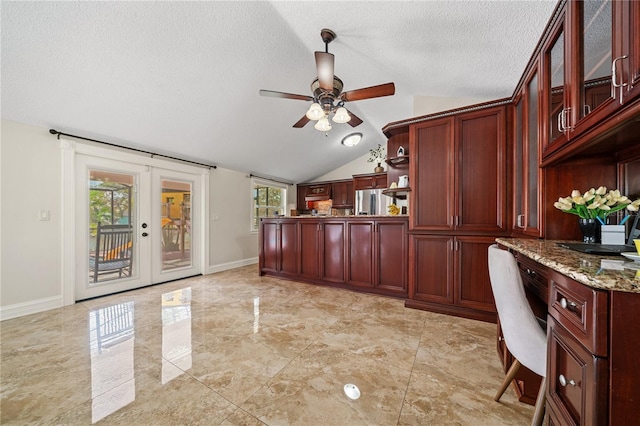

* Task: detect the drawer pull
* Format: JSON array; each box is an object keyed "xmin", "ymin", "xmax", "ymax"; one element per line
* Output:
[
  {"xmin": 526, "ymin": 268, "xmax": 536, "ymax": 276},
  {"xmin": 560, "ymin": 297, "xmax": 577, "ymax": 310},
  {"xmin": 558, "ymin": 374, "xmax": 576, "ymax": 387}
]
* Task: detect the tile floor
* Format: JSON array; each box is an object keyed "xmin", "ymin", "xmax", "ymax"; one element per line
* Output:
[{"xmin": 1, "ymin": 265, "xmax": 534, "ymax": 425}]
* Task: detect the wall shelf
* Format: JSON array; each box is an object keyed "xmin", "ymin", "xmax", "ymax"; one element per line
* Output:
[
  {"xmin": 382, "ymin": 187, "xmax": 411, "ymax": 200},
  {"xmin": 386, "ymin": 155, "xmax": 409, "ymax": 167}
]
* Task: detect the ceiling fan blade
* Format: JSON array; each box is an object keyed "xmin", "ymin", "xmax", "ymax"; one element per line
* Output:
[
  {"xmin": 345, "ymin": 109, "xmax": 363, "ymax": 127},
  {"xmin": 340, "ymin": 82, "xmax": 395, "ymax": 102},
  {"xmin": 293, "ymin": 115, "xmax": 311, "ymax": 128},
  {"xmin": 315, "ymin": 51, "xmax": 335, "ymax": 91},
  {"xmin": 259, "ymin": 90, "xmax": 313, "ymax": 101}
]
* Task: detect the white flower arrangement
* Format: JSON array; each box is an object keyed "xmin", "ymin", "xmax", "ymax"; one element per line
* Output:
[{"xmin": 553, "ymin": 186, "xmax": 640, "ymax": 219}]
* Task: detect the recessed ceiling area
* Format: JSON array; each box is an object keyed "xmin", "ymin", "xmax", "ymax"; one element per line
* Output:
[{"xmin": 1, "ymin": 1, "xmax": 557, "ymax": 183}]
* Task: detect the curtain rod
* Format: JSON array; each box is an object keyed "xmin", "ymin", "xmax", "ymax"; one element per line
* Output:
[
  {"xmin": 49, "ymin": 129, "xmax": 217, "ymax": 169},
  {"xmin": 248, "ymin": 173, "xmax": 293, "ymax": 186}
]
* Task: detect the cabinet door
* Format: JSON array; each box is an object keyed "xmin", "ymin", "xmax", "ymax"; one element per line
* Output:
[
  {"xmin": 546, "ymin": 317, "xmax": 608, "ymax": 426},
  {"xmin": 299, "ymin": 220, "xmax": 320, "ymax": 279},
  {"xmin": 568, "ymin": 0, "xmax": 621, "ymax": 139},
  {"xmin": 296, "ymin": 185, "xmax": 308, "ymax": 212},
  {"xmin": 320, "ymin": 221, "xmax": 345, "ymax": 283},
  {"xmin": 542, "ymin": 14, "xmax": 569, "ymax": 156},
  {"xmin": 345, "ymin": 180, "xmax": 354, "ymax": 207},
  {"xmin": 409, "ymin": 234, "xmax": 453, "ymax": 304},
  {"xmin": 514, "ymin": 75, "xmax": 542, "ymax": 237},
  {"xmin": 410, "ymin": 118, "xmax": 455, "ymax": 231},
  {"xmin": 347, "ymin": 221, "xmax": 375, "ymax": 287},
  {"xmin": 331, "ymin": 182, "xmax": 346, "ymax": 207},
  {"xmin": 455, "ymin": 107, "xmax": 507, "ymax": 233},
  {"xmin": 373, "ymin": 174, "xmax": 387, "ymax": 189},
  {"xmin": 453, "ymin": 236, "xmax": 496, "ymax": 313},
  {"xmin": 622, "ymin": 0, "xmax": 640, "ymax": 103},
  {"xmin": 260, "ymin": 220, "xmax": 279, "ymax": 273},
  {"xmin": 279, "ymin": 220, "xmax": 297, "ymax": 276},
  {"xmin": 375, "ymin": 220, "xmax": 408, "ymax": 293}
]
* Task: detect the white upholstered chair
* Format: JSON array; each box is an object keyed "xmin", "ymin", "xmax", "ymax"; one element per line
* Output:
[{"xmin": 488, "ymin": 244, "xmax": 547, "ymax": 426}]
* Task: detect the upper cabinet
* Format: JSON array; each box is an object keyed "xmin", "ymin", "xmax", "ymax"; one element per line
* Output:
[
  {"xmin": 513, "ymin": 66, "xmax": 543, "ymax": 237},
  {"xmin": 410, "ymin": 105, "xmax": 508, "ymax": 233},
  {"xmin": 353, "ymin": 173, "xmax": 387, "ymax": 190},
  {"xmin": 622, "ymin": 0, "xmax": 640, "ymax": 103},
  {"xmin": 542, "ymin": 0, "xmax": 640, "ymax": 161},
  {"xmin": 331, "ymin": 179, "xmax": 354, "ymax": 208}
]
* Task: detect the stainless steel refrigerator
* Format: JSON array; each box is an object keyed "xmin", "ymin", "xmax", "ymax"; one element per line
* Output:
[{"xmin": 355, "ymin": 188, "xmax": 390, "ymax": 215}]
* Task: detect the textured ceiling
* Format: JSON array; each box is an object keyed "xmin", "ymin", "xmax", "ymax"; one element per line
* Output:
[{"xmin": 1, "ymin": 1, "xmax": 557, "ymax": 183}]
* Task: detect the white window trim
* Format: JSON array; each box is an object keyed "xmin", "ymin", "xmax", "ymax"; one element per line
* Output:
[{"xmin": 250, "ymin": 177, "xmax": 287, "ymax": 233}]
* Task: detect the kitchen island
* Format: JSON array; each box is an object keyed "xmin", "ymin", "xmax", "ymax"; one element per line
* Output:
[
  {"xmin": 496, "ymin": 238, "xmax": 640, "ymax": 426},
  {"xmin": 259, "ymin": 215, "xmax": 408, "ymax": 298}
]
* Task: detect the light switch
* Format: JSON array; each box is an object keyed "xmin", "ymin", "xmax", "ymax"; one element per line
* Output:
[{"xmin": 39, "ymin": 210, "xmax": 50, "ymax": 221}]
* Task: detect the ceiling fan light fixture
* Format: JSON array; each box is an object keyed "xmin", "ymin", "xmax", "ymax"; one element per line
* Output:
[
  {"xmin": 341, "ymin": 132, "xmax": 362, "ymax": 147},
  {"xmin": 314, "ymin": 117, "xmax": 332, "ymax": 131},
  {"xmin": 306, "ymin": 103, "xmax": 324, "ymax": 120},
  {"xmin": 332, "ymin": 107, "xmax": 351, "ymax": 124}
]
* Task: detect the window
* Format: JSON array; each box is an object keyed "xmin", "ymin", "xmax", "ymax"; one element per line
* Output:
[{"xmin": 251, "ymin": 178, "xmax": 287, "ymax": 232}]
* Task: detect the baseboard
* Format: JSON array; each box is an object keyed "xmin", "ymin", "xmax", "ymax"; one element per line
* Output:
[
  {"xmin": 0, "ymin": 295, "xmax": 63, "ymax": 321},
  {"xmin": 207, "ymin": 257, "xmax": 258, "ymax": 274}
]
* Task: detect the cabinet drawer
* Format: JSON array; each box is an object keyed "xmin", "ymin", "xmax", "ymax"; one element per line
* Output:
[
  {"xmin": 515, "ymin": 253, "xmax": 549, "ymax": 303},
  {"xmin": 546, "ymin": 317, "xmax": 608, "ymax": 426},
  {"xmin": 548, "ymin": 270, "xmax": 608, "ymax": 357}
]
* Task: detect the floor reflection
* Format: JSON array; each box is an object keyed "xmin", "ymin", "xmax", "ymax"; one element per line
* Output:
[
  {"xmin": 161, "ymin": 287, "xmax": 192, "ymax": 384},
  {"xmin": 89, "ymin": 301, "xmax": 135, "ymax": 423}
]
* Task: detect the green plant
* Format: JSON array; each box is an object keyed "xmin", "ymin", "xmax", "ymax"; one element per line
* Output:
[
  {"xmin": 553, "ymin": 186, "xmax": 640, "ymax": 219},
  {"xmin": 367, "ymin": 144, "xmax": 386, "ymax": 163}
]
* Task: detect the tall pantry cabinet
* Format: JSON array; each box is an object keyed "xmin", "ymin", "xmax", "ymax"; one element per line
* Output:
[{"xmin": 404, "ymin": 104, "xmax": 509, "ymax": 322}]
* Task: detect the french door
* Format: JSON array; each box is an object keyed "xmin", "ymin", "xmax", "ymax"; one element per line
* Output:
[{"xmin": 74, "ymin": 154, "xmax": 202, "ymax": 300}]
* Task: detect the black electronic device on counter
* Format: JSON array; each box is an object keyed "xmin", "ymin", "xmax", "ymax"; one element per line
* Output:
[{"xmin": 557, "ymin": 215, "xmax": 640, "ymax": 255}]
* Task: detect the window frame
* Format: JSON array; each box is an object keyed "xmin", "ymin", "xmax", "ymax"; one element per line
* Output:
[{"xmin": 250, "ymin": 177, "xmax": 287, "ymax": 233}]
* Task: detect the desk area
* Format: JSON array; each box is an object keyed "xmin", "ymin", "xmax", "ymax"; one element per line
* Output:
[{"xmin": 496, "ymin": 238, "xmax": 640, "ymax": 426}]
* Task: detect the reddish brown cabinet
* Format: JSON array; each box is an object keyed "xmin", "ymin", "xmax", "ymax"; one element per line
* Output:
[
  {"xmin": 331, "ymin": 180, "xmax": 354, "ymax": 208},
  {"xmin": 407, "ymin": 234, "xmax": 496, "ymax": 322},
  {"xmin": 346, "ymin": 219, "xmax": 408, "ymax": 294},
  {"xmin": 409, "ymin": 106, "xmax": 507, "ymax": 233},
  {"xmin": 319, "ymin": 220, "xmax": 346, "ymax": 284},
  {"xmin": 259, "ymin": 219, "xmax": 297, "ymax": 277},
  {"xmin": 353, "ymin": 173, "xmax": 387, "ymax": 190},
  {"xmin": 541, "ymin": 0, "xmax": 640, "ymax": 162},
  {"xmin": 260, "ymin": 217, "xmax": 408, "ymax": 298}
]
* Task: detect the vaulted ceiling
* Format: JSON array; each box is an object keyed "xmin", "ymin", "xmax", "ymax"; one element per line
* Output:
[{"xmin": 1, "ymin": 1, "xmax": 556, "ymax": 183}]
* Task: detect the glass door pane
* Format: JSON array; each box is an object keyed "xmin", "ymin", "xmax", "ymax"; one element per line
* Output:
[
  {"xmin": 88, "ymin": 169, "xmax": 135, "ymax": 284},
  {"xmin": 548, "ymin": 30, "xmax": 565, "ymax": 143},
  {"xmin": 580, "ymin": 0, "xmax": 612, "ymax": 119},
  {"xmin": 75, "ymin": 154, "xmax": 151, "ymax": 301},
  {"xmin": 160, "ymin": 179, "xmax": 193, "ymax": 272}
]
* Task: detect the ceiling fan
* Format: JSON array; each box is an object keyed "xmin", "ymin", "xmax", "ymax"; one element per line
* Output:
[{"xmin": 259, "ymin": 29, "xmax": 395, "ymax": 132}]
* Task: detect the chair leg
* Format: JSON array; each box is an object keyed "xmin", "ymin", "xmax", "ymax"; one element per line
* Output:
[
  {"xmin": 495, "ymin": 358, "xmax": 521, "ymax": 402},
  {"xmin": 531, "ymin": 376, "xmax": 546, "ymax": 426}
]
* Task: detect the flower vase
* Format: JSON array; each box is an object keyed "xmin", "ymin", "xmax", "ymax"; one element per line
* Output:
[
  {"xmin": 578, "ymin": 218, "xmax": 601, "ymax": 243},
  {"xmin": 374, "ymin": 163, "xmax": 384, "ymax": 173}
]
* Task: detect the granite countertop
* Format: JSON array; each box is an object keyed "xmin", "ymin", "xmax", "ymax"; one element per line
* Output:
[
  {"xmin": 496, "ymin": 238, "xmax": 640, "ymax": 294},
  {"xmin": 271, "ymin": 215, "xmax": 409, "ymax": 219}
]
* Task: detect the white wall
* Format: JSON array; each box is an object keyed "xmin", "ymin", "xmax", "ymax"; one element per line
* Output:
[
  {"xmin": 208, "ymin": 167, "xmax": 260, "ymax": 272},
  {"xmin": 0, "ymin": 119, "xmax": 263, "ymax": 319},
  {"xmin": 1, "ymin": 120, "xmax": 62, "ymax": 313}
]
